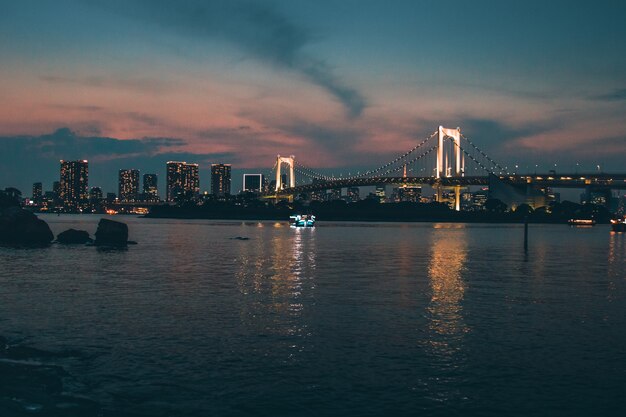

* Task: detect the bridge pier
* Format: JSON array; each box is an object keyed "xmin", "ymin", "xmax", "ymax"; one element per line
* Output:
[
  {"xmin": 434, "ymin": 182, "xmax": 462, "ymax": 212},
  {"xmin": 435, "ymin": 182, "xmax": 443, "ymax": 204}
]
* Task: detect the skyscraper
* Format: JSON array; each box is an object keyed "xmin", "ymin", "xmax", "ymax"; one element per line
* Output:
[
  {"xmin": 59, "ymin": 160, "xmax": 88, "ymax": 209},
  {"xmin": 243, "ymin": 174, "xmax": 264, "ymax": 193},
  {"xmin": 118, "ymin": 169, "xmax": 140, "ymax": 202},
  {"xmin": 211, "ymin": 164, "xmax": 231, "ymax": 196},
  {"xmin": 32, "ymin": 182, "xmax": 42, "ymax": 203},
  {"xmin": 143, "ymin": 174, "xmax": 158, "ymax": 201},
  {"xmin": 166, "ymin": 161, "xmax": 199, "ymax": 202}
]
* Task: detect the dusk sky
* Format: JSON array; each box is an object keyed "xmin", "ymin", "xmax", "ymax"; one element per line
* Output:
[{"xmin": 1, "ymin": 0, "xmax": 625, "ymax": 194}]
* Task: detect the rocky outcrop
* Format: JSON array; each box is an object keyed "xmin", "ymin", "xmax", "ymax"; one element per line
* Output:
[
  {"xmin": 56, "ymin": 229, "xmax": 92, "ymax": 244},
  {"xmin": 94, "ymin": 218, "xmax": 128, "ymax": 246},
  {"xmin": 0, "ymin": 207, "xmax": 53, "ymax": 246}
]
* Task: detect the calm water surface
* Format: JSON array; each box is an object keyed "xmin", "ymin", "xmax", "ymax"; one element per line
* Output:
[{"xmin": 1, "ymin": 215, "xmax": 625, "ymax": 416}]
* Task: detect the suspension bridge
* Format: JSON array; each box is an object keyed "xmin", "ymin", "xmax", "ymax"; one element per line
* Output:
[{"xmin": 267, "ymin": 126, "xmax": 626, "ymax": 210}]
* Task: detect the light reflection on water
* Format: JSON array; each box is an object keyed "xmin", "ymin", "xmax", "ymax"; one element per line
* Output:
[
  {"xmin": 0, "ymin": 215, "xmax": 625, "ymax": 417},
  {"xmin": 427, "ymin": 226, "xmax": 468, "ymax": 350}
]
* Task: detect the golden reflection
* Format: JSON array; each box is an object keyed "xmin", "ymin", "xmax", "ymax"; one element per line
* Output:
[
  {"xmin": 426, "ymin": 228, "xmax": 468, "ymax": 354},
  {"xmin": 236, "ymin": 225, "xmax": 316, "ymax": 346}
]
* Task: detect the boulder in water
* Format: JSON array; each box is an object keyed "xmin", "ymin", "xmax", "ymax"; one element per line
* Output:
[
  {"xmin": 94, "ymin": 218, "xmax": 128, "ymax": 246},
  {"xmin": 0, "ymin": 207, "xmax": 53, "ymax": 246},
  {"xmin": 56, "ymin": 229, "xmax": 92, "ymax": 244}
]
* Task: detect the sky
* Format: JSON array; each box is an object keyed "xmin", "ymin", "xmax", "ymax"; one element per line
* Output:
[{"xmin": 1, "ymin": 0, "xmax": 625, "ymax": 196}]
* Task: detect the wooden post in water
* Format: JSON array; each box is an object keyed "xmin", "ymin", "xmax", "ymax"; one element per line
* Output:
[{"xmin": 524, "ymin": 216, "xmax": 529, "ymax": 252}]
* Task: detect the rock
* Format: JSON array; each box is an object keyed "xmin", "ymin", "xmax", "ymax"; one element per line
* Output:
[
  {"xmin": 56, "ymin": 229, "xmax": 92, "ymax": 244},
  {"xmin": 94, "ymin": 218, "xmax": 128, "ymax": 246},
  {"xmin": 0, "ymin": 207, "xmax": 54, "ymax": 246}
]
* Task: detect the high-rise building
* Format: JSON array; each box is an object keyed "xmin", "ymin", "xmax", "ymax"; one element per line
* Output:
[
  {"xmin": 243, "ymin": 174, "xmax": 264, "ymax": 193},
  {"xmin": 32, "ymin": 182, "xmax": 42, "ymax": 203},
  {"xmin": 211, "ymin": 164, "xmax": 231, "ymax": 196},
  {"xmin": 143, "ymin": 174, "xmax": 158, "ymax": 201},
  {"xmin": 166, "ymin": 161, "xmax": 199, "ymax": 202},
  {"xmin": 59, "ymin": 160, "xmax": 88, "ymax": 209},
  {"xmin": 118, "ymin": 169, "xmax": 140, "ymax": 202}
]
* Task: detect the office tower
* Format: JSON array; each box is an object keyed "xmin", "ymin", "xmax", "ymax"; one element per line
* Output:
[
  {"xmin": 166, "ymin": 161, "xmax": 199, "ymax": 202},
  {"xmin": 211, "ymin": 164, "xmax": 231, "ymax": 196},
  {"xmin": 118, "ymin": 169, "xmax": 140, "ymax": 202},
  {"xmin": 347, "ymin": 187, "xmax": 360, "ymax": 203},
  {"xmin": 59, "ymin": 160, "xmax": 88, "ymax": 209},
  {"xmin": 143, "ymin": 174, "xmax": 158, "ymax": 201},
  {"xmin": 32, "ymin": 182, "xmax": 42, "ymax": 203},
  {"xmin": 243, "ymin": 174, "xmax": 264, "ymax": 193}
]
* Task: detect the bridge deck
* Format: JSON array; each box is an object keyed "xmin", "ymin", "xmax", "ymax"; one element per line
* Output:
[{"xmin": 270, "ymin": 173, "xmax": 626, "ymax": 195}]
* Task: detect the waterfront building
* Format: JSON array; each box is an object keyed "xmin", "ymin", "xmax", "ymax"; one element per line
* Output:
[
  {"xmin": 211, "ymin": 164, "xmax": 231, "ymax": 196},
  {"xmin": 392, "ymin": 186, "xmax": 421, "ymax": 203},
  {"xmin": 327, "ymin": 188, "xmax": 342, "ymax": 201},
  {"xmin": 32, "ymin": 182, "xmax": 42, "ymax": 203},
  {"xmin": 59, "ymin": 160, "xmax": 88, "ymax": 209},
  {"xmin": 143, "ymin": 173, "xmax": 159, "ymax": 201},
  {"xmin": 89, "ymin": 187, "xmax": 103, "ymax": 201},
  {"xmin": 52, "ymin": 181, "xmax": 60, "ymax": 202},
  {"xmin": 243, "ymin": 174, "xmax": 264, "ymax": 193},
  {"xmin": 118, "ymin": 169, "xmax": 140, "ymax": 202},
  {"xmin": 309, "ymin": 178, "xmax": 326, "ymax": 201},
  {"xmin": 472, "ymin": 189, "xmax": 489, "ymax": 210},
  {"xmin": 347, "ymin": 187, "xmax": 360, "ymax": 203},
  {"xmin": 375, "ymin": 185, "xmax": 386, "ymax": 203},
  {"xmin": 166, "ymin": 161, "xmax": 199, "ymax": 202}
]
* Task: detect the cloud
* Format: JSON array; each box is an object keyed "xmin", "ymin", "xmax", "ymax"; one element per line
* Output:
[
  {"xmin": 590, "ymin": 88, "xmax": 626, "ymax": 101},
  {"xmin": 91, "ymin": 0, "xmax": 366, "ymax": 117},
  {"xmin": 41, "ymin": 75, "xmax": 172, "ymax": 94},
  {"xmin": 13, "ymin": 127, "xmax": 185, "ymax": 159},
  {"xmin": 459, "ymin": 118, "xmax": 554, "ymax": 146},
  {"xmin": 0, "ymin": 128, "xmax": 234, "ymax": 194}
]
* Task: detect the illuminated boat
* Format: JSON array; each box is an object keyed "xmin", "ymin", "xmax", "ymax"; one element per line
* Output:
[
  {"xmin": 567, "ymin": 218, "xmax": 596, "ymax": 226},
  {"xmin": 289, "ymin": 214, "xmax": 315, "ymax": 227},
  {"xmin": 611, "ymin": 217, "xmax": 626, "ymax": 232}
]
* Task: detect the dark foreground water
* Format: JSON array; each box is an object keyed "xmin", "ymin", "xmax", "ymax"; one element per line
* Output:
[{"xmin": 1, "ymin": 215, "xmax": 625, "ymax": 416}]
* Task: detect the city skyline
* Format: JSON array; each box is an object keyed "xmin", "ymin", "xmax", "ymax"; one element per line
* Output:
[{"xmin": 1, "ymin": 1, "xmax": 626, "ymax": 195}]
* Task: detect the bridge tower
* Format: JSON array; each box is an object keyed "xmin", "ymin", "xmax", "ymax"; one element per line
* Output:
[
  {"xmin": 436, "ymin": 126, "xmax": 465, "ymax": 211},
  {"xmin": 437, "ymin": 126, "xmax": 464, "ymax": 178},
  {"xmin": 275, "ymin": 155, "xmax": 295, "ymax": 192}
]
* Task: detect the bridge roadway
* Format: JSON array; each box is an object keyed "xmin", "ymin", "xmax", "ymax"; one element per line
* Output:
[{"xmin": 272, "ymin": 172, "xmax": 626, "ymax": 196}]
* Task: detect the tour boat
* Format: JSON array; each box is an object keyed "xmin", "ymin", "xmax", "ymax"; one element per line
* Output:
[
  {"xmin": 567, "ymin": 218, "xmax": 596, "ymax": 226},
  {"xmin": 290, "ymin": 214, "xmax": 315, "ymax": 227},
  {"xmin": 611, "ymin": 217, "xmax": 626, "ymax": 233}
]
